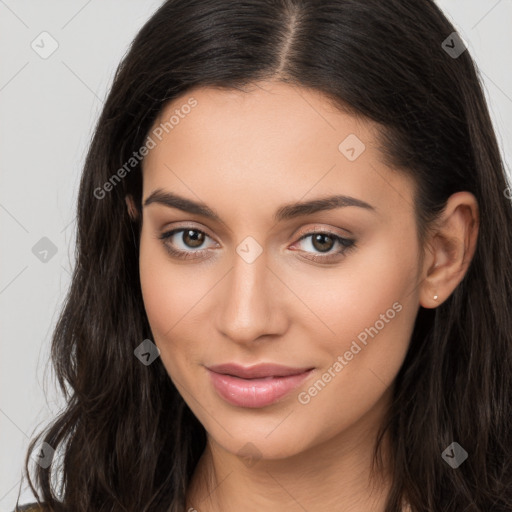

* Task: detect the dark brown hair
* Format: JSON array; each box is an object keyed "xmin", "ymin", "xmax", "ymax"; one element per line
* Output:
[{"xmin": 15, "ymin": 0, "xmax": 512, "ymax": 510}]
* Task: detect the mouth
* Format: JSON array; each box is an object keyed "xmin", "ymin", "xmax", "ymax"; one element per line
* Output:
[
  {"xmin": 207, "ymin": 362, "xmax": 314, "ymax": 379},
  {"xmin": 206, "ymin": 363, "xmax": 315, "ymax": 408}
]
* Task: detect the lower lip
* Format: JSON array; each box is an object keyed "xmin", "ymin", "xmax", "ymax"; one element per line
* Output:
[{"xmin": 207, "ymin": 368, "xmax": 314, "ymax": 408}]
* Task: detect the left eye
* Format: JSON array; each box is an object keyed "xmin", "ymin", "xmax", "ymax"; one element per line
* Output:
[
  {"xmin": 295, "ymin": 231, "xmax": 354, "ymax": 254},
  {"xmin": 158, "ymin": 228, "xmax": 355, "ymax": 262},
  {"xmin": 290, "ymin": 231, "xmax": 356, "ymax": 263}
]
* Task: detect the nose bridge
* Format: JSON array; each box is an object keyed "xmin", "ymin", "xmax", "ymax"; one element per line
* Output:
[{"xmin": 216, "ymin": 247, "xmax": 280, "ymax": 343}]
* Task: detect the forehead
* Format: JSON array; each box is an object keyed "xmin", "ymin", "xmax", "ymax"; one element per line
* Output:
[
  {"xmin": 141, "ymin": 81, "xmax": 415, "ymax": 223},
  {"xmin": 147, "ymin": 81, "xmax": 368, "ymax": 161}
]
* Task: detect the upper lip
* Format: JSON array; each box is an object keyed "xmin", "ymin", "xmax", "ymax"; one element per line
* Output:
[{"xmin": 207, "ymin": 363, "xmax": 314, "ymax": 379}]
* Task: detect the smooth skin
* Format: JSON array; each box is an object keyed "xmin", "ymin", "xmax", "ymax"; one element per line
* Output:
[{"xmin": 126, "ymin": 81, "xmax": 479, "ymax": 512}]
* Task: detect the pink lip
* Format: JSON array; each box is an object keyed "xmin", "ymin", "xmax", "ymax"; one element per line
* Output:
[
  {"xmin": 207, "ymin": 362, "xmax": 314, "ymax": 379},
  {"xmin": 206, "ymin": 364, "xmax": 315, "ymax": 408}
]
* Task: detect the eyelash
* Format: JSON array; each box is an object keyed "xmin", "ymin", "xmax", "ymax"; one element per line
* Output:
[{"xmin": 157, "ymin": 227, "xmax": 356, "ymax": 263}]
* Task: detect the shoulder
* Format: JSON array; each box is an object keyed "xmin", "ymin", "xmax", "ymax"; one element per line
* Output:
[{"xmin": 12, "ymin": 503, "xmax": 49, "ymax": 512}]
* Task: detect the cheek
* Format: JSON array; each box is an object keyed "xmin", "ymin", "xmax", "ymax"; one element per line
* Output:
[
  {"xmin": 302, "ymin": 224, "xmax": 420, "ymax": 381},
  {"xmin": 139, "ymin": 238, "xmax": 176, "ymax": 335},
  {"xmin": 293, "ymin": 262, "xmax": 418, "ymax": 444},
  {"xmin": 300, "ymin": 222, "xmax": 418, "ymax": 329},
  {"xmin": 138, "ymin": 230, "xmax": 221, "ymax": 379},
  {"xmin": 139, "ymin": 228, "xmax": 201, "ymax": 331},
  {"xmin": 138, "ymin": 232, "xmax": 195, "ymax": 369}
]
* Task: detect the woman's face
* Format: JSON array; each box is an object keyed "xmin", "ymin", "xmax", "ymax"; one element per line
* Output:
[{"xmin": 137, "ymin": 81, "xmax": 422, "ymax": 460}]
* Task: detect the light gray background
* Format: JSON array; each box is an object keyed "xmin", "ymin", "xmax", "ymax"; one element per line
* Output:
[{"xmin": 1, "ymin": 1, "xmax": 511, "ymax": 509}]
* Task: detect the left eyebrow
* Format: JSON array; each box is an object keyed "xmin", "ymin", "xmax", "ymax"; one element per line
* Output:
[
  {"xmin": 275, "ymin": 194, "xmax": 376, "ymax": 221},
  {"xmin": 143, "ymin": 189, "xmax": 376, "ymax": 222}
]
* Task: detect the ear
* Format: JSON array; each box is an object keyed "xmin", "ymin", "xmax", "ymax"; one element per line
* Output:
[
  {"xmin": 125, "ymin": 194, "xmax": 140, "ymax": 221},
  {"xmin": 418, "ymin": 191, "xmax": 479, "ymax": 309}
]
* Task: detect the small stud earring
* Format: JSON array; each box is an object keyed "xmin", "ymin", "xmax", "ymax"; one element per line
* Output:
[{"xmin": 433, "ymin": 295, "xmax": 438, "ymax": 300}]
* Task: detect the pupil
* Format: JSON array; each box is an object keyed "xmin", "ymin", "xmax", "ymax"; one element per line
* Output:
[
  {"xmin": 184, "ymin": 230, "xmax": 204, "ymax": 248},
  {"xmin": 313, "ymin": 234, "xmax": 333, "ymax": 252}
]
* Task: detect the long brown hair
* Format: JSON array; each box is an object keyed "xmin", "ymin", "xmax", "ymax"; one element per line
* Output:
[{"xmin": 16, "ymin": 0, "xmax": 512, "ymax": 510}]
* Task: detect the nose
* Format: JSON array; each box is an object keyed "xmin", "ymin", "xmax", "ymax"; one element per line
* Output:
[{"xmin": 215, "ymin": 249, "xmax": 287, "ymax": 345}]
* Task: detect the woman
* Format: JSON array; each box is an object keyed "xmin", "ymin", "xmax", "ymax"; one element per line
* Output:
[{"xmin": 14, "ymin": 0, "xmax": 512, "ymax": 511}]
